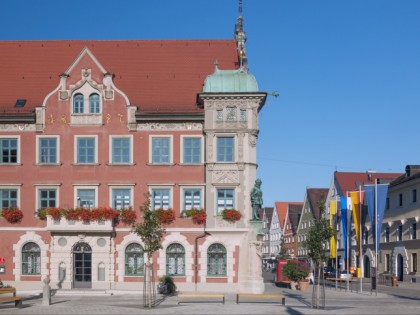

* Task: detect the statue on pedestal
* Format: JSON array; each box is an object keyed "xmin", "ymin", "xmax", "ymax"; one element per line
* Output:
[{"xmin": 250, "ymin": 179, "xmax": 263, "ymax": 220}]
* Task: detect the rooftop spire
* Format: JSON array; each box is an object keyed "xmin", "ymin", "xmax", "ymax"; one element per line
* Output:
[{"xmin": 235, "ymin": 0, "xmax": 248, "ymax": 72}]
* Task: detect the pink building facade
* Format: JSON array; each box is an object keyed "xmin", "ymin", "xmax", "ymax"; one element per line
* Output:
[{"xmin": 0, "ymin": 19, "xmax": 267, "ymax": 292}]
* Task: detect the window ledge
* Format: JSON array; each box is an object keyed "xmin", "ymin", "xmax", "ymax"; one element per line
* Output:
[
  {"xmin": 107, "ymin": 163, "xmax": 136, "ymax": 166},
  {"xmin": 147, "ymin": 163, "xmax": 174, "ymax": 166},
  {"xmin": 36, "ymin": 163, "xmax": 62, "ymax": 166},
  {"xmin": 0, "ymin": 163, "xmax": 22, "ymax": 166},
  {"xmin": 72, "ymin": 163, "xmax": 101, "ymax": 166},
  {"xmin": 180, "ymin": 163, "xmax": 204, "ymax": 166}
]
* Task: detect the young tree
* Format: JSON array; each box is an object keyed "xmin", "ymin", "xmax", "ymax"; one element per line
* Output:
[
  {"xmin": 276, "ymin": 238, "xmax": 289, "ymax": 260},
  {"xmin": 133, "ymin": 193, "xmax": 166, "ymax": 308},
  {"xmin": 303, "ymin": 195, "xmax": 335, "ymax": 309}
]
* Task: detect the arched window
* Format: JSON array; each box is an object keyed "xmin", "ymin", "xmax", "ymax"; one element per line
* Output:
[
  {"xmin": 166, "ymin": 243, "xmax": 185, "ymax": 276},
  {"xmin": 125, "ymin": 243, "xmax": 144, "ymax": 276},
  {"xmin": 207, "ymin": 243, "xmax": 226, "ymax": 276},
  {"xmin": 22, "ymin": 242, "xmax": 41, "ymax": 275},
  {"xmin": 89, "ymin": 93, "xmax": 100, "ymax": 113},
  {"xmin": 73, "ymin": 93, "xmax": 84, "ymax": 113}
]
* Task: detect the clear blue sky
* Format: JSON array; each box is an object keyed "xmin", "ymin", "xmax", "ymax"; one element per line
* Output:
[{"xmin": 1, "ymin": 0, "xmax": 419, "ymax": 207}]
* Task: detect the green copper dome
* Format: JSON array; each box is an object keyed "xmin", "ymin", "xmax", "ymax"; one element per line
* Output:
[{"xmin": 203, "ymin": 64, "xmax": 259, "ymax": 93}]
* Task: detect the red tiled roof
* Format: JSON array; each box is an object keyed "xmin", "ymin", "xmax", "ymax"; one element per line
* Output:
[
  {"xmin": 335, "ymin": 171, "xmax": 402, "ymax": 195},
  {"xmin": 0, "ymin": 40, "xmax": 239, "ymax": 114}
]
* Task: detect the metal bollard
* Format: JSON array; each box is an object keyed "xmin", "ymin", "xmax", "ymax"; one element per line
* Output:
[{"xmin": 42, "ymin": 276, "xmax": 51, "ymax": 306}]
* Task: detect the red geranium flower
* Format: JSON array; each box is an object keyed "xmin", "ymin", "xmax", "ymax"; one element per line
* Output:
[{"xmin": 2, "ymin": 207, "xmax": 24, "ymax": 224}]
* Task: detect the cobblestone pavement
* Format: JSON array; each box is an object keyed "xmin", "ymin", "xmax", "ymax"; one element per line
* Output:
[{"xmin": 1, "ymin": 282, "xmax": 419, "ymax": 315}]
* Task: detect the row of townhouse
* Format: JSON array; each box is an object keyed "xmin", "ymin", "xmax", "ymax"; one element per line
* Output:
[{"xmin": 263, "ymin": 169, "xmax": 420, "ymax": 284}]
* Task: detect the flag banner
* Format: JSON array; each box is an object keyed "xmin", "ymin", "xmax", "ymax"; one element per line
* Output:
[
  {"xmin": 329, "ymin": 201, "xmax": 337, "ymax": 258},
  {"xmin": 365, "ymin": 185, "xmax": 376, "ymax": 243},
  {"xmin": 349, "ymin": 191, "xmax": 364, "ymax": 249},
  {"xmin": 376, "ymin": 184, "xmax": 389, "ymax": 252},
  {"xmin": 340, "ymin": 197, "xmax": 349, "ymax": 258}
]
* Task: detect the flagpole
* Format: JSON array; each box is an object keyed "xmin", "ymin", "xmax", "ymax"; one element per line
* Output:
[
  {"xmin": 346, "ymin": 193, "xmax": 350, "ymax": 292},
  {"xmin": 375, "ymin": 179, "xmax": 378, "ymax": 296},
  {"xmin": 335, "ymin": 194, "xmax": 338, "ymax": 290},
  {"xmin": 359, "ymin": 185, "xmax": 363, "ymax": 293}
]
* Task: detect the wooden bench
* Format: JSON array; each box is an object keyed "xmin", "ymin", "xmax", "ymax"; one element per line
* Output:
[
  {"xmin": 0, "ymin": 287, "xmax": 23, "ymax": 308},
  {"xmin": 177, "ymin": 293, "xmax": 225, "ymax": 304},
  {"xmin": 236, "ymin": 293, "xmax": 286, "ymax": 306}
]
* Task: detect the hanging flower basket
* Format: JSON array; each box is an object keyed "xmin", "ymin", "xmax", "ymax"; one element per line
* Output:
[
  {"xmin": 1, "ymin": 207, "xmax": 24, "ymax": 224},
  {"xmin": 221, "ymin": 209, "xmax": 241, "ymax": 223},
  {"xmin": 181, "ymin": 208, "xmax": 207, "ymax": 225},
  {"xmin": 119, "ymin": 208, "xmax": 137, "ymax": 225},
  {"xmin": 155, "ymin": 208, "xmax": 176, "ymax": 225}
]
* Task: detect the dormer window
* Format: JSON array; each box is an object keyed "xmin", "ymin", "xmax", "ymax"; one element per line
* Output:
[
  {"xmin": 73, "ymin": 93, "xmax": 84, "ymax": 113},
  {"xmin": 89, "ymin": 93, "xmax": 100, "ymax": 113}
]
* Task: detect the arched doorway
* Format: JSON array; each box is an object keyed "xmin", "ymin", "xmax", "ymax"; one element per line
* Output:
[
  {"xmin": 397, "ymin": 254, "xmax": 404, "ymax": 281},
  {"xmin": 73, "ymin": 242, "xmax": 92, "ymax": 289},
  {"xmin": 364, "ymin": 256, "xmax": 370, "ymax": 278}
]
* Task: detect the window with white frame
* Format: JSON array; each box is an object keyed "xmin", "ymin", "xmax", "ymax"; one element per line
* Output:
[
  {"xmin": 89, "ymin": 93, "xmax": 100, "ymax": 113},
  {"xmin": 151, "ymin": 136, "xmax": 171, "ymax": 164},
  {"xmin": 182, "ymin": 137, "xmax": 201, "ymax": 164},
  {"xmin": 73, "ymin": 93, "xmax": 84, "ymax": 113},
  {"xmin": 397, "ymin": 225, "xmax": 403, "ymax": 241},
  {"xmin": 111, "ymin": 136, "xmax": 132, "ymax": 164},
  {"xmin": 151, "ymin": 188, "xmax": 170, "ymax": 210},
  {"xmin": 411, "ymin": 223, "xmax": 417, "ymax": 240},
  {"xmin": 385, "ymin": 227, "xmax": 390, "ymax": 242},
  {"xmin": 38, "ymin": 136, "xmax": 58, "ymax": 164},
  {"xmin": 0, "ymin": 137, "xmax": 19, "ymax": 164},
  {"xmin": 76, "ymin": 188, "xmax": 96, "ymax": 209},
  {"xmin": 166, "ymin": 243, "xmax": 185, "ymax": 276},
  {"xmin": 76, "ymin": 136, "xmax": 97, "ymax": 164},
  {"xmin": 38, "ymin": 188, "xmax": 57, "ymax": 210},
  {"xmin": 216, "ymin": 136, "xmax": 234, "ymax": 162},
  {"xmin": 0, "ymin": 188, "xmax": 18, "ymax": 209},
  {"xmin": 216, "ymin": 188, "xmax": 234, "ymax": 214},
  {"xmin": 182, "ymin": 188, "xmax": 202, "ymax": 210},
  {"xmin": 207, "ymin": 243, "xmax": 227, "ymax": 276},
  {"xmin": 125, "ymin": 243, "xmax": 144, "ymax": 276},
  {"xmin": 111, "ymin": 188, "xmax": 132, "ymax": 210}
]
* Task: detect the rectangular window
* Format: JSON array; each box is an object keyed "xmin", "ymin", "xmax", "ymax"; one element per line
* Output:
[
  {"xmin": 397, "ymin": 225, "xmax": 403, "ymax": 241},
  {"xmin": 112, "ymin": 189, "xmax": 131, "ymax": 210},
  {"xmin": 112, "ymin": 137, "xmax": 131, "ymax": 164},
  {"xmin": 412, "ymin": 189, "xmax": 417, "ymax": 203},
  {"xmin": 385, "ymin": 227, "xmax": 390, "ymax": 242},
  {"xmin": 216, "ymin": 188, "xmax": 234, "ymax": 214},
  {"xmin": 152, "ymin": 137, "xmax": 170, "ymax": 163},
  {"xmin": 413, "ymin": 253, "xmax": 418, "ymax": 273},
  {"xmin": 77, "ymin": 189, "xmax": 95, "ymax": 209},
  {"xmin": 386, "ymin": 197, "xmax": 390, "ymax": 210},
  {"xmin": 225, "ymin": 107, "xmax": 237, "ymax": 121},
  {"xmin": 183, "ymin": 137, "xmax": 201, "ymax": 164},
  {"xmin": 183, "ymin": 189, "xmax": 202, "ymax": 210},
  {"xmin": 0, "ymin": 189, "xmax": 18, "ymax": 209},
  {"xmin": 216, "ymin": 137, "xmax": 234, "ymax": 162},
  {"xmin": 216, "ymin": 110, "xmax": 223, "ymax": 121},
  {"xmin": 77, "ymin": 137, "xmax": 96, "ymax": 164},
  {"xmin": 411, "ymin": 223, "xmax": 417, "ymax": 240},
  {"xmin": 0, "ymin": 138, "xmax": 18, "ymax": 163},
  {"xmin": 152, "ymin": 189, "xmax": 170, "ymax": 210},
  {"xmin": 39, "ymin": 138, "xmax": 57, "ymax": 164},
  {"xmin": 385, "ymin": 254, "xmax": 390, "ymax": 272},
  {"xmin": 239, "ymin": 109, "xmax": 247, "ymax": 121},
  {"xmin": 399, "ymin": 193, "xmax": 403, "ymax": 207},
  {"xmin": 38, "ymin": 189, "xmax": 57, "ymax": 209}
]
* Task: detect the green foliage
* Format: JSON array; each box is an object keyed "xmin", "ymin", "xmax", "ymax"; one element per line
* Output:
[
  {"xmin": 282, "ymin": 260, "xmax": 310, "ymax": 281},
  {"xmin": 303, "ymin": 194, "xmax": 335, "ymax": 264},
  {"xmin": 158, "ymin": 275, "xmax": 177, "ymax": 295},
  {"xmin": 276, "ymin": 238, "xmax": 289, "ymax": 260},
  {"xmin": 133, "ymin": 193, "xmax": 166, "ymax": 261}
]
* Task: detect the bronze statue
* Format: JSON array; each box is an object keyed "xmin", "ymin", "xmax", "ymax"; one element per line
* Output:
[{"xmin": 251, "ymin": 179, "xmax": 263, "ymax": 220}]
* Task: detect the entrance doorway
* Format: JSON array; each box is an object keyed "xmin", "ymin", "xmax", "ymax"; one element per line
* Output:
[
  {"xmin": 73, "ymin": 242, "xmax": 92, "ymax": 289},
  {"xmin": 397, "ymin": 254, "xmax": 404, "ymax": 281},
  {"xmin": 364, "ymin": 256, "xmax": 370, "ymax": 278}
]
